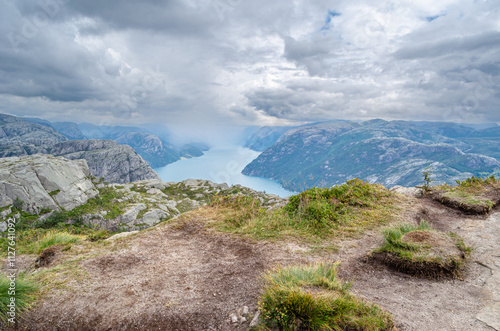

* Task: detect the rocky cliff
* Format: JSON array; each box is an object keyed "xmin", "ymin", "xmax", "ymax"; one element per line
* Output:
[
  {"xmin": 50, "ymin": 140, "xmax": 161, "ymax": 184},
  {"xmin": 77, "ymin": 122, "xmax": 206, "ymax": 168},
  {"xmin": 0, "ymin": 155, "xmax": 98, "ymax": 214}
]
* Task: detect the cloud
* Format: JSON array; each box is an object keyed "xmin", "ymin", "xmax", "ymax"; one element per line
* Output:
[{"xmin": 0, "ymin": 0, "xmax": 499, "ymax": 138}]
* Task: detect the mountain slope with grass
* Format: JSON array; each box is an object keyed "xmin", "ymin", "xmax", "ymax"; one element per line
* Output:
[{"xmin": 243, "ymin": 120, "xmax": 500, "ymax": 191}]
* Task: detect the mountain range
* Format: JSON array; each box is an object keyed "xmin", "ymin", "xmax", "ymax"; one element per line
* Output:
[
  {"xmin": 23, "ymin": 116, "xmax": 208, "ymax": 168},
  {"xmin": 243, "ymin": 120, "xmax": 500, "ymax": 191}
]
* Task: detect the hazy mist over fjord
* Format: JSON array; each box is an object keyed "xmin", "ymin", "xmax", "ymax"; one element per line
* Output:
[{"xmin": 1, "ymin": 0, "xmax": 499, "ymax": 143}]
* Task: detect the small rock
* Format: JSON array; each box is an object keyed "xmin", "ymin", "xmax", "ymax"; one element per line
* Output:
[
  {"xmin": 229, "ymin": 313, "xmax": 238, "ymax": 324},
  {"xmin": 0, "ymin": 221, "xmax": 7, "ymax": 233},
  {"xmin": 249, "ymin": 311, "xmax": 261, "ymax": 328},
  {"xmin": 106, "ymin": 231, "xmax": 139, "ymax": 240},
  {"xmin": 390, "ymin": 186, "xmax": 424, "ymax": 198},
  {"xmin": 0, "ymin": 206, "xmax": 12, "ymax": 219}
]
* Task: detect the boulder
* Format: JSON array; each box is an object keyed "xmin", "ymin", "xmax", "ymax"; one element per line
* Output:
[
  {"xmin": 0, "ymin": 155, "xmax": 98, "ymax": 213},
  {"xmin": 51, "ymin": 140, "xmax": 161, "ymax": 184},
  {"xmin": 390, "ymin": 186, "xmax": 424, "ymax": 198}
]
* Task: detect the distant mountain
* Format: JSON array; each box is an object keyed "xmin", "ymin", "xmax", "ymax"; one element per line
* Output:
[
  {"xmin": 0, "ymin": 114, "xmax": 68, "ymax": 157},
  {"xmin": 0, "ymin": 114, "xmax": 159, "ymax": 183},
  {"xmin": 51, "ymin": 122, "xmax": 87, "ymax": 140},
  {"xmin": 15, "ymin": 115, "xmax": 208, "ymax": 168},
  {"xmin": 242, "ymin": 120, "xmax": 500, "ymax": 191}
]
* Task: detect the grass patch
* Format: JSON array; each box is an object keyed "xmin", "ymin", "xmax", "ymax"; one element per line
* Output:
[
  {"xmin": 49, "ymin": 189, "xmax": 61, "ymax": 197},
  {"xmin": 373, "ymin": 222, "xmax": 471, "ymax": 278},
  {"xmin": 205, "ymin": 179, "xmax": 400, "ymax": 245},
  {"xmin": 0, "ymin": 273, "xmax": 39, "ymax": 323},
  {"xmin": 258, "ymin": 263, "xmax": 395, "ymax": 331},
  {"xmin": 0, "ymin": 225, "xmax": 115, "ymax": 259},
  {"xmin": 442, "ymin": 191, "xmax": 494, "ymax": 209},
  {"xmin": 26, "ymin": 231, "xmax": 84, "ymax": 255},
  {"xmin": 432, "ymin": 175, "xmax": 500, "ymax": 214}
]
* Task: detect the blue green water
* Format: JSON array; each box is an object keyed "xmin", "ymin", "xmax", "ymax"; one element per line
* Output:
[{"xmin": 154, "ymin": 146, "xmax": 295, "ymax": 197}]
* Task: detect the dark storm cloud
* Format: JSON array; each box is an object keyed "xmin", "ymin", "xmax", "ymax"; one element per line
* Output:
[{"xmin": 0, "ymin": 0, "xmax": 499, "ymax": 130}]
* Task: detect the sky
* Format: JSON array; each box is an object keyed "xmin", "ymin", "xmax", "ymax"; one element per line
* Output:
[{"xmin": 0, "ymin": 0, "xmax": 499, "ymax": 135}]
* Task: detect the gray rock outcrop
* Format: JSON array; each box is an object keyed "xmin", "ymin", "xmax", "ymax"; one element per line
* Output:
[
  {"xmin": 0, "ymin": 154, "xmax": 98, "ymax": 213},
  {"xmin": 50, "ymin": 140, "xmax": 161, "ymax": 184}
]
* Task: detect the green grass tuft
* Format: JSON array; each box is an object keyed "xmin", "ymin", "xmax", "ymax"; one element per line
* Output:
[
  {"xmin": 284, "ymin": 179, "xmax": 391, "ymax": 227},
  {"xmin": 0, "ymin": 273, "xmax": 39, "ymax": 322},
  {"xmin": 258, "ymin": 263, "xmax": 395, "ymax": 331},
  {"xmin": 375, "ymin": 222, "xmax": 471, "ymax": 278},
  {"xmin": 380, "ymin": 221, "xmax": 433, "ymax": 256},
  {"xmin": 29, "ymin": 231, "xmax": 84, "ymax": 254}
]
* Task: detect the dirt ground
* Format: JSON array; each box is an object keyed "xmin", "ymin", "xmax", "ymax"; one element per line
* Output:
[{"xmin": 7, "ymin": 196, "xmax": 500, "ymax": 330}]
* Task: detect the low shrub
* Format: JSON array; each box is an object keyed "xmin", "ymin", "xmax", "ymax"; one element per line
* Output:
[{"xmin": 284, "ymin": 179, "xmax": 391, "ymax": 228}]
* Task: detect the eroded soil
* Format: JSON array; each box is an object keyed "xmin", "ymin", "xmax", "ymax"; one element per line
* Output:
[{"xmin": 6, "ymin": 195, "xmax": 500, "ymax": 330}]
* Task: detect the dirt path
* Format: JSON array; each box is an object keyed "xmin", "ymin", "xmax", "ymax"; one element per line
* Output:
[
  {"xmin": 11, "ymin": 198, "xmax": 500, "ymax": 330},
  {"xmin": 337, "ymin": 198, "xmax": 499, "ymax": 331},
  {"xmin": 16, "ymin": 218, "xmax": 307, "ymax": 330}
]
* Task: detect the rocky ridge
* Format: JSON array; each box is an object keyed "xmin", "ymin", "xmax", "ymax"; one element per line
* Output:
[{"xmin": 0, "ymin": 114, "xmax": 67, "ymax": 157}]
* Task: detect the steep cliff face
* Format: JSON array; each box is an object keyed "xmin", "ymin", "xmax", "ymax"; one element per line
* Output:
[
  {"xmin": 50, "ymin": 140, "xmax": 161, "ymax": 184},
  {"xmin": 0, "ymin": 114, "xmax": 67, "ymax": 157},
  {"xmin": 243, "ymin": 120, "xmax": 500, "ymax": 191},
  {"xmin": 244, "ymin": 126, "xmax": 295, "ymax": 151},
  {"xmin": 0, "ymin": 155, "xmax": 98, "ymax": 213}
]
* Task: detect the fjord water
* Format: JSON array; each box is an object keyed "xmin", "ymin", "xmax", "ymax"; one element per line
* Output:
[{"xmin": 155, "ymin": 146, "xmax": 295, "ymax": 197}]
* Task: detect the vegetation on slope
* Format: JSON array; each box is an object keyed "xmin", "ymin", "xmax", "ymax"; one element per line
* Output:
[{"xmin": 206, "ymin": 179, "xmax": 401, "ymax": 248}]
